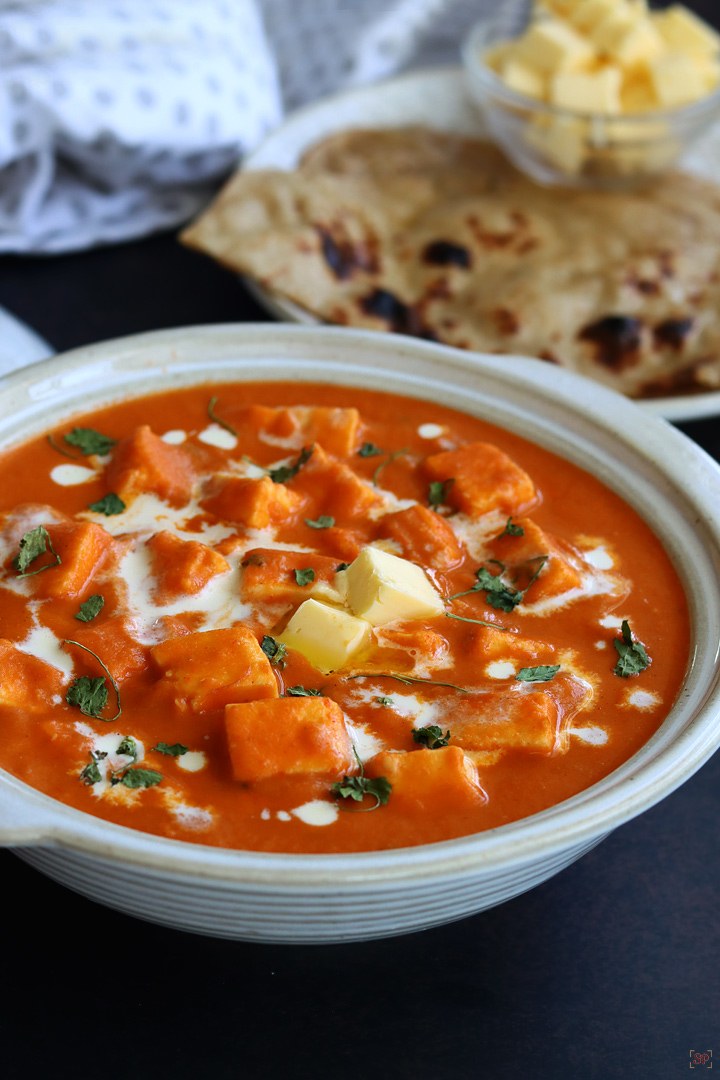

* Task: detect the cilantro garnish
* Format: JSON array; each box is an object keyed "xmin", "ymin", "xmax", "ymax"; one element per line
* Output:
[
  {"xmin": 331, "ymin": 748, "xmax": 391, "ymax": 811},
  {"xmin": 613, "ymin": 620, "xmax": 650, "ymax": 677},
  {"xmin": 285, "ymin": 686, "xmax": 322, "ymax": 697},
  {"xmin": 516, "ymin": 665, "xmax": 560, "ymax": 683},
  {"xmin": 207, "ymin": 395, "xmax": 239, "ymax": 438},
  {"xmin": 305, "ymin": 515, "xmax": 335, "ymax": 529},
  {"xmin": 115, "ymin": 735, "xmax": 137, "ymax": 759},
  {"xmin": 348, "ymin": 673, "xmax": 469, "ymax": 693},
  {"xmin": 268, "ymin": 445, "xmax": 314, "ymax": 484},
  {"xmin": 358, "ymin": 442, "xmax": 383, "ymax": 458},
  {"xmin": 152, "ymin": 742, "xmax": 189, "ymax": 757},
  {"xmin": 79, "ymin": 750, "xmax": 107, "ymax": 786},
  {"xmin": 119, "ymin": 768, "xmax": 163, "ymax": 789},
  {"xmin": 448, "ymin": 558, "xmax": 547, "ymax": 612},
  {"xmin": 336, "ymin": 562, "xmax": 350, "ymax": 572},
  {"xmin": 261, "ymin": 635, "xmax": 288, "ymax": 668},
  {"xmin": 374, "ymin": 696, "xmax": 394, "ymax": 706},
  {"xmin": 64, "ymin": 428, "xmax": 117, "ymax": 457},
  {"xmin": 66, "ymin": 676, "xmax": 109, "ymax": 718},
  {"xmin": 13, "ymin": 526, "xmax": 61, "ymax": 578},
  {"xmin": 428, "ymin": 478, "xmax": 455, "ymax": 511},
  {"xmin": 372, "ymin": 446, "xmax": 408, "ymax": 486},
  {"xmin": 294, "ymin": 567, "xmax": 315, "ymax": 587},
  {"xmin": 412, "ymin": 725, "xmax": 450, "ymax": 749},
  {"xmin": 75, "ymin": 594, "xmax": 104, "ymax": 623},
  {"xmin": 64, "ymin": 640, "xmax": 121, "ymax": 722},
  {"xmin": 497, "ymin": 517, "xmax": 524, "ymax": 539},
  {"xmin": 87, "ymin": 493, "xmax": 126, "ymax": 516}
]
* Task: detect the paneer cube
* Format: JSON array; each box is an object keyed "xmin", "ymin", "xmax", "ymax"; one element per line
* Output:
[
  {"xmin": 342, "ymin": 547, "xmax": 444, "ymax": 626},
  {"xmin": 73, "ymin": 615, "xmax": 150, "ymax": 682},
  {"xmin": 0, "ymin": 639, "xmax": 65, "ymax": 712},
  {"xmin": 31, "ymin": 521, "xmax": 113, "ymax": 600},
  {"xmin": 240, "ymin": 548, "xmax": 342, "ymax": 606},
  {"xmin": 368, "ymin": 625, "xmax": 449, "ymax": 673},
  {"xmin": 470, "ymin": 624, "xmax": 557, "ymax": 666},
  {"xmin": 377, "ymin": 504, "xmax": 464, "ymax": 571},
  {"xmin": 245, "ymin": 406, "xmax": 361, "ymax": 457},
  {"xmin": 225, "ymin": 695, "xmax": 353, "ymax": 783},
  {"xmin": 485, "ymin": 518, "xmax": 583, "ymax": 601},
  {"xmin": 147, "ymin": 530, "xmax": 230, "ymax": 603},
  {"xmin": 364, "ymin": 746, "xmax": 486, "ymax": 812},
  {"xmin": 278, "ymin": 598, "xmax": 372, "ymax": 674},
  {"xmin": 292, "ymin": 445, "xmax": 381, "ymax": 521},
  {"xmin": 150, "ymin": 626, "xmax": 278, "ymax": 711},
  {"xmin": 451, "ymin": 689, "xmax": 560, "ymax": 754},
  {"xmin": 105, "ymin": 425, "xmax": 195, "ymax": 507},
  {"xmin": 424, "ymin": 442, "xmax": 536, "ymax": 519},
  {"xmin": 202, "ymin": 474, "xmax": 304, "ymax": 529}
]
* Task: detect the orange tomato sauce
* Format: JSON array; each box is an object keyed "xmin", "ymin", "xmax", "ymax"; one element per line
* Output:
[{"xmin": 0, "ymin": 382, "xmax": 690, "ymax": 853}]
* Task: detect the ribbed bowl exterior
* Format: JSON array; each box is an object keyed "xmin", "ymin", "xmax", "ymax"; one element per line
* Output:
[{"xmin": 15, "ymin": 837, "xmax": 607, "ymax": 943}]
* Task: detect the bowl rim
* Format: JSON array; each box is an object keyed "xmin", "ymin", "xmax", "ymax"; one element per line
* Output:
[
  {"xmin": 463, "ymin": 17, "xmax": 720, "ymax": 127},
  {"xmin": 1, "ymin": 321, "xmax": 720, "ymax": 888}
]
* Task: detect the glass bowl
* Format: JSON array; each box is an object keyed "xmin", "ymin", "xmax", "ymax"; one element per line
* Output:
[{"xmin": 462, "ymin": 14, "xmax": 720, "ymax": 190}]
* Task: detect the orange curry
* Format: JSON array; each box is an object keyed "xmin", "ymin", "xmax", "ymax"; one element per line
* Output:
[{"xmin": 0, "ymin": 382, "xmax": 689, "ymax": 852}]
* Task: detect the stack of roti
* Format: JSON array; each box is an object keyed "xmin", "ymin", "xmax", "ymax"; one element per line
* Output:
[{"xmin": 181, "ymin": 128, "xmax": 720, "ymax": 399}]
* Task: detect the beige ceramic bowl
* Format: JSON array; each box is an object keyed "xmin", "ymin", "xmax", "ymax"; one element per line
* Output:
[{"xmin": 1, "ymin": 324, "xmax": 720, "ymax": 943}]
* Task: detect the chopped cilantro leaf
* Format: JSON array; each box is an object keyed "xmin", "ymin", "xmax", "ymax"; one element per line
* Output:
[
  {"xmin": 87, "ymin": 493, "xmax": 125, "ymax": 516},
  {"xmin": 13, "ymin": 526, "xmax": 61, "ymax": 578},
  {"xmin": 115, "ymin": 735, "xmax": 137, "ymax": 759},
  {"xmin": 305, "ymin": 515, "xmax": 335, "ymax": 529},
  {"xmin": 349, "ymin": 672, "xmax": 469, "ymax": 693},
  {"xmin": 63, "ymin": 640, "xmax": 121, "ymax": 722},
  {"xmin": 261, "ymin": 635, "xmax": 287, "ymax": 668},
  {"xmin": 75, "ymin": 594, "xmax": 104, "ymax": 623},
  {"xmin": 66, "ymin": 675, "xmax": 108, "ymax": 718},
  {"xmin": 152, "ymin": 742, "xmax": 188, "ymax": 757},
  {"xmin": 474, "ymin": 558, "xmax": 547, "ymax": 613},
  {"xmin": 332, "ymin": 748, "xmax": 391, "ymax": 810},
  {"xmin": 613, "ymin": 620, "xmax": 650, "ymax": 677},
  {"xmin": 79, "ymin": 750, "xmax": 107, "ymax": 786},
  {"xmin": 336, "ymin": 562, "xmax": 350, "ymax": 572},
  {"xmin": 428, "ymin": 478, "xmax": 455, "ymax": 511},
  {"xmin": 497, "ymin": 517, "xmax": 524, "ymax": 539},
  {"xmin": 358, "ymin": 442, "xmax": 383, "ymax": 458},
  {"xmin": 294, "ymin": 567, "xmax": 315, "ymax": 586},
  {"xmin": 516, "ymin": 665, "xmax": 560, "ymax": 683},
  {"xmin": 374, "ymin": 696, "xmax": 394, "ymax": 706},
  {"xmin": 47, "ymin": 434, "xmax": 78, "ymax": 460},
  {"xmin": 64, "ymin": 427, "xmax": 117, "ymax": 457},
  {"xmin": 119, "ymin": 768, "xmax": 163, "ymax": 789},
  {"xmin": 285, "ymin": 686, "xmax": 322, "ymax": 697},
  {"xmin": 412, "ymin": 725, "xmax": 450, "ymax": 749},
  {"xmin": 268, "ymin": 445, "xmax": 314, "ymax": 484}
]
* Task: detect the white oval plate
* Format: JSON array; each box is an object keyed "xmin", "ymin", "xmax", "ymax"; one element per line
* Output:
[{"xmin": 243, "ymin": 66, "xmax": 720, "ymax": 424}]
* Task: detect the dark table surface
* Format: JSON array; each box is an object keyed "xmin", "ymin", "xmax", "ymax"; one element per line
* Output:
[{"xmin": 3, "ymin": 20, "xmax": 720, "ymax": 1066}]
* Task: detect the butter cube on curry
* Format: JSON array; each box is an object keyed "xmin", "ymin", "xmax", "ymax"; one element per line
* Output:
[
  {"xmin": 278, "ymin": 598, "xmax": 372, "ymax": 674},
  {"xmin": 225, "ymin": 695, "xmax": 353, "ymax": 783},
  {"xmin": 342, "ymin": 547, "xmax": 444, "ymax": 626}
]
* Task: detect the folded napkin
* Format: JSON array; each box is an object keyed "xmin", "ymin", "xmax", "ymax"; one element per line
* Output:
[{"xmin": 0, "ymin": 0, "xmax": 504, "ymax": 254}]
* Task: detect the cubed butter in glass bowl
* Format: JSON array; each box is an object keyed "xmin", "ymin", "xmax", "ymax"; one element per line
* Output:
[{"xmin": 462, "ymin": 2, "xmax": 720, "ymax": 190}]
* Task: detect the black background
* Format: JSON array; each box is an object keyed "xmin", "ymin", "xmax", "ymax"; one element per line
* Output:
[{"xmin": 1, "ymin": 11, "xmax": 719, "ymax": 1080}]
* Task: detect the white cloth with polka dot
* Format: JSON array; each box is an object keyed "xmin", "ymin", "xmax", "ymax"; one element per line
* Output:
[{"xmin": 0, "ymin": 0, "xmax": 505, "ymax": 254}]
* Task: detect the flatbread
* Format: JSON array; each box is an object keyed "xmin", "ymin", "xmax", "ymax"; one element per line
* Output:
[{"xmin": 181, "ymin": 127, "xmax": 720, "ymax": 399}]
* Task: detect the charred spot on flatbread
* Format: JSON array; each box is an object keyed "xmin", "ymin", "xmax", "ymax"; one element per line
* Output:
[
  {"xmin": 579, "ymin": 316, "xmax": 643, "ymax": 371},
  {"xmin": 653, "ymin": 317, "xmax": 695, "ymax": 350},
  {"xmin": 423, "ymin": 240, "xmax": 472, "ymax": 269}
]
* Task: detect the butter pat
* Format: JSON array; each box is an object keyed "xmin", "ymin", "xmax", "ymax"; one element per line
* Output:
[
  {"xmin": 569, "ymin": 0, "xmax": 627, "ymax": 35},
  {"xmin": 343, "ymin": 547, "xmax": 444, "ymax": 627},
  {"xmin": 514, "ymin": 20, "xmax": 594, "ymax": 74},
  {"xmin": 647, "ymin": 52, "xmax": 709, "ymax": 108},
  {"xmin": 654, "ymin": 5, "xmax": 720, "ymax": 58},
  {"xmin": 501, "ymin": 58, "xmax": 547, "ymax": 98},
  {"xmin": 278, "ymin": 599, "xmax": 371, "ymax": 674},
  {"xmin": 551, "ymin": 66, "xmax": 622, "ymax": 113}
]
